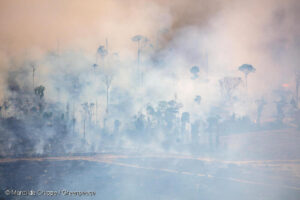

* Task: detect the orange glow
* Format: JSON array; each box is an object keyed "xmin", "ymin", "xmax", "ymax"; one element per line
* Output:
[{"xmin": 282, "ymin": 83, "xmax": 289, "ymax": 88}]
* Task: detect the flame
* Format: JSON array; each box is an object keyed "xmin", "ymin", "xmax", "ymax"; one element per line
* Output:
[{"xmin": 282, "ymin": 83, "xmax": 289, "ymax": 88}]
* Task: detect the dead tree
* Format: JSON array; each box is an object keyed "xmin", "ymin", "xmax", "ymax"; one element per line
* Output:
[
  {"xmin": 132, "ymin": 35, "xmax": 149, "ymax": 86},
  {"xmin": 103, "ymin": 75, "xmax": 113, "ymax": 114},
  {"xmin": 219, "ymin": 77, "xmax": 242, "ymax": 101},
  {"xmin": 30, "ymin": 63, "xmax": 37, "ymax": 90}
]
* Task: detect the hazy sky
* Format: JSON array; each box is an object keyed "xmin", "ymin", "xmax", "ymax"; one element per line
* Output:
[
  {"xmin": 0, "ymin": 0, "xmax": 298, "ymax": 60},
  {"xmin": 0, "ymin": 0, "xmax": 299, "ymax": 66}
]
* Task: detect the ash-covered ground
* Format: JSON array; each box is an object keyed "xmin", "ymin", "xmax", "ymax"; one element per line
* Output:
[{"xmin": 0, "ymin": 153, "xmax": 300, "ymax": 200}]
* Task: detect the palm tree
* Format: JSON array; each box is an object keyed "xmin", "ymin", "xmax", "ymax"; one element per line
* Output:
[
  {"xmin": 238, "ymin": 64, "xmax": 256, "ymax": 89},
  {"xmin": 96, "ymin": 45, "xmax": 108, "ymax": 67},
  {"xmin": 92, "ymin": 63, "xmax": 98, "ymax": 73}
]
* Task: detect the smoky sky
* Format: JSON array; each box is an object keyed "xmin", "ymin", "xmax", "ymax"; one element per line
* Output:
[
  {"xmin": 0, "ymin": 0, "xmax": 299, "ymax": 62},
  {"xmin": 0, "ymin": 0, "xmax": 297, "ymax": 54}
]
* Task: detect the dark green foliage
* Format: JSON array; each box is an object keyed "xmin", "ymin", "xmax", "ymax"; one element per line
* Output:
[
  {"xmin": 181, "ymin": 112, "xmax": 190, "ymax": 124},
  {"xmin": 34, "ymin": 85, "xmax": 45, "ymax": 99},
  {"xmin": 43, "ymin": 112, "xmax": 53, "ymax": 119},
  {"xmin": 194, "ymin": 95, "xmax": 201, "ymax": 104},
  {"xmin": 238, "ymin": 64, "xmax": 256, "ymax": 88},
  {"xmin": 131, "ymin": 35, "xmax": 143, "ymax": 42},
  {"xmin": 238, "ymin": 64, "xmax": 256, "ymax": 75},
  {"xmin": 97, "ymin": 45, "xmax": 108, "ymax": 58},
  {"xmin": 190, "ymin": 66, "xmax": 200, "ymax": 79}
]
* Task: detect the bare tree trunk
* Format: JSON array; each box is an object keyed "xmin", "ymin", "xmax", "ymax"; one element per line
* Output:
[
  {"xmin": 32, "ymin": 66, "xmax": 36, "ymax": 90},
  {"xmin": 137, "ymin": 40, "xmax": 142, "ymax": 86},
  {"xmin": 104, "ymin": 76, "xmax": 112, "ymax": 114}
]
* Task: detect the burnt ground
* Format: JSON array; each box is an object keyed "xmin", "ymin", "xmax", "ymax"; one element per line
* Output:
[{"xmin": 0, "ymin": 155, "xmax": 300, "ymax": 200}]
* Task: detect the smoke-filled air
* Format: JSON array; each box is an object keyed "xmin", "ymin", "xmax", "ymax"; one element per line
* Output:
[{"xmin": 0, "ymin": 0, "xmax": 300, "ymax": 199}]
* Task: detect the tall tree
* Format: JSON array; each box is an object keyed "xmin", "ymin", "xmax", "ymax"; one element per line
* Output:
[
  {"xmin": 30, "ymin": 63, "xmax": 37, "ymax": 90},
  {"xmin": 238, "ymin": 64, "xmax": 256, "ymax": 89},
  {"xmin": 81, "ymin": 102, "xmax": 94, "ymax": 139},
  {"xmin": 194, "ymin": 95, "xmax": 201, "ymax": 104},
  {"xmin": 181, "ymin": 112, "xmax": 190, "ymax": 142},
  {"xmin": 132, "ymin": 35, "xmax": 149, "ymax": 86},
  {"xmin": 96, "ymin": 45, "xmax": 108, "ymax": 66},
  {"xmin": 103, "ymin": 75, "xmax": 113, "ymax": 114},
  {"xmin": 190, "ymin": 66, "xmax": 200, "ymax": 79},
  {"xmin": 94, "ymin": 45, "xmax": 108, "ymax": 125},
  {"xmin": 34, "ymin": 85, "xmax": 45, "ymax": 99},
  {"xmin": 255, "ymin": 98, "xmax": 267, "ymax": 125}
]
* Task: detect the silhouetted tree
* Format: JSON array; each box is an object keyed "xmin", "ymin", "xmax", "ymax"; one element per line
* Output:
[
  {"xmin": 181, "ymin": 112, "xmax": 190, "ymax": 129},
  {"xmin": 34, "ymin": 85, "xmax": 45, "ymax": 99},
  {"xmin": 96, "ymin": 45, "xmax": 108, "ymax": 69},
  {"xmin": 181, "ymin": 112, "xmax": 190, "ymax": 142},
  {"xmin": 275, "ymin": 98, "xmax": 286, "ymax": 124},
  {"xmin": 30, "ymin": 62, "xmax": 37, "ymax": 90},
  {"xmin": 92, "ymin": 63, "xmax": 98, "ymax": 73},
  {"xmin": 190, "ymin": 66, "xmax": 200, "ymax": 79},
  {"xmin": 114, "ymin": 120, "xmax": 121, "ymax": 133},
  {"xmin": 291, "ymin": 97, "xmax": 297, "ymax": 109},
  {"xmin": 132, "ymin": 35, "xmax": 149, "ymax": 85},
  {"xmin": 255, "ymin": 98, "xmax": 266, "ymax": 125},
  {"xmin": 206, "ymin": 115, "xmax": 220, "ymax": 149},
  {"xmin": 194, "ymin": 95, "xmax": 201, "ymax": 104},
  {"xmin": 238, "ymin": 64, "xmax": 256, "ymax": 89},
  {"xmin": 97, "ymin": 45, "xmax": 108, "ymax": 59},
  {"xmin": 103, "ymin": 75, "xmax": 113, "ymax": 114},
  {"xmin": 134, "ymin": 113, "xmax": 146, "ymax": 132},
  {"xmin": 81, "ymin": 102, "xmax": 94, "ymax": 139}
]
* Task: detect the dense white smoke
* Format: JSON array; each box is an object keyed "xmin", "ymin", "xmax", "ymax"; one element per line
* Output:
[{"xmin": 0, "ymin": 0, "xmax": 299, "ymax": 154}]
